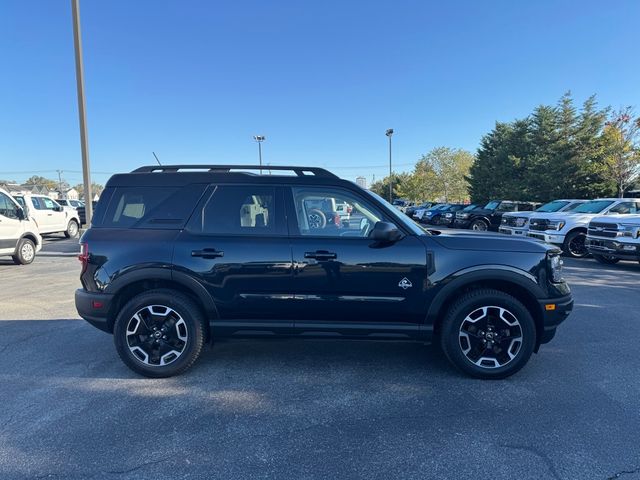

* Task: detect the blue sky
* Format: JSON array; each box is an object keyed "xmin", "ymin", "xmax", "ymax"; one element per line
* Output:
[{"xmin": 1, "ymin": 0, "xmax": 639, "ymax": 187}]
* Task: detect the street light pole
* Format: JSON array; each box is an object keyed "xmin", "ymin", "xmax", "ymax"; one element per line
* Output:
[
  {"xmin": 253, "ymin": 135, "xmax": 265, "ymax": 172},
  {"xmin": 385, "ymin": 129, "xmax": 394, "ymax": 202},
  {"xmin": 71, "ymin": 0, "xmax": 93, "ymax": 224}
]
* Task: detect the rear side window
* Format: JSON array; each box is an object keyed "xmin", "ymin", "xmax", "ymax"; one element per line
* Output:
[
  {"xmin": 189, "ymin": 185, "xmax": 281, "ymax": 235},
  {"xmin": 97, "ymin": 185, "xmax": 206, "ymax": 228}
]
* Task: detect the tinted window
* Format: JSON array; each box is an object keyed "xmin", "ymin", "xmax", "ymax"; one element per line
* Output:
[
  {"xmin": 0, "ymin": 193, "xmax": 19, "ymax": 219},
  {"xmin": 292, "ymin": 187, "xmax": 385, "ymax": 237},
  {"xmin": 496, "ymin": 202, "xmax": 516, "ymax": 212},
  {"xmin": 99, "ymin": 185, "xmax": 205, "ymax": 228},
  {"xmin": 462, "ymin": 204, "xmax": 478, "ymax": 212},
  {"xmin": 193, "ymin": 185, "xmax": 278, "ymax": 235}
]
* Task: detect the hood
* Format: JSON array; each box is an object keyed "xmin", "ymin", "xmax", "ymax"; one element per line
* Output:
[
  {"xmin": 502, "ymin": 211, "xmax": 536, "ymax": 219},
  {"xmin": 590, "ymin": 214, "xmax": 640, "ymax": 225},
  {"xmin": 429, "ymin": 230, "xmax": 556, "ymax": 254},
  {"xmin": 530, "ymin": 211, "xmax": 602, "ymax": 224}
]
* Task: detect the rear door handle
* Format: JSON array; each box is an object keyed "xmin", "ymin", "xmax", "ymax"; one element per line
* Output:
[
  {"xmin": 191, "ymin": 248, "xmax": 224, "ymax": 259},
  {"xmin": 304, "ymin": 250, "xmax": 337, "ymax": 261}
]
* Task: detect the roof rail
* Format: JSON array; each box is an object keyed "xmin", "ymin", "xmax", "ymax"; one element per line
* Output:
[{"xmin": 131, "ymin": 165, "xmax": 338, "ymax": 178}]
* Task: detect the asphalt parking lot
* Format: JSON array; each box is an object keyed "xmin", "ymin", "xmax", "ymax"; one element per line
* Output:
[{"xmin": 1, "ymin": 237, "xmax": 639, "ymax": 479}]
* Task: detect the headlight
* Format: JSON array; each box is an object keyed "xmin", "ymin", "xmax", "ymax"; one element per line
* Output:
[
  {"xmin": 548, "ymin": 254, "xmax": 564, "ymax": 283},
  {"xmin": 619, "ymin": 224, "xmax": 640, "ymax": 238},
  {"xmin": 458, "ymin": 213, "xmax": 470, "ymax": 219},
  {"xmin": 547, "ymin": 220, "xmax": 565, "ymax": 231},
  {"xmin": 445, "ymin": 213, "xmax": 453, "ymax": 218}
]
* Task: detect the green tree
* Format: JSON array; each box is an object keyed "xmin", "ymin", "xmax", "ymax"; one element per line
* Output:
[
  {"xmin": 24, "ymin": 175, "xmax": 57, "ymax": 190},
  {"xmin": 417, "ymin": 147, "xmax": 474, "ymax": 202},
  {"xmin": 73, "ymin": 183, "xmax": 105, "ymax": 200},
  {"xmin": 602, "ymin": 108, "xmax": 640, "ymax": 197}
]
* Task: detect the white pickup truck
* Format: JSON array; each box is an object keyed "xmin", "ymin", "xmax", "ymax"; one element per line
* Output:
[
  {"xmin": 526, "ymin": 198, "xmax": 640, "ymax": 258},
  {"xmin": 585, "ymin": 214, "xmax": 640, "ymax": 265},
  {"xmin": 500, "ymin": 199, "xmax": 586, "ymax": 236},
  {"xmin": 0, "ymin": 188, "xmax": 42, "ymax": 264},
  {"xmin": 13, "ymin": 194, "xmax": 81, "ymax": 238}
]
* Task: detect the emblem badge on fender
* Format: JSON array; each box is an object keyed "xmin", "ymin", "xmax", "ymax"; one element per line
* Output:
[{"xmin": 398, "ymin": 277, "xmax": 413, "ymax": 290}]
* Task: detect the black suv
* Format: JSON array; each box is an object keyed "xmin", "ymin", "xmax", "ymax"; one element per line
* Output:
[
  {"xmin": 75, "ymin": 165, "xmax": 573, "ymax": 379},
  {"xmin": 453, "ymin": 200, "xmax": 538, "ymax": 231}
]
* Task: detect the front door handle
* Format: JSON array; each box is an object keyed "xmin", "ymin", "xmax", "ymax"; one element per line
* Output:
[
  {"xmin": 304, "ymin": 250, "xmax": 337, "ymax": 261},
  {"xmin": 191, "ymin": 248, "xmax": 224, "ymax": 259}
]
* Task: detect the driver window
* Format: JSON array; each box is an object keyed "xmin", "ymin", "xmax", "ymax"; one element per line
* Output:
[
  {"xmin": 292, "ymin": 187, "xmax": 385, "ymax": 237},
  {"xmin": 0, "ymin": 193, "xmax": 19, "ymax": 219}
]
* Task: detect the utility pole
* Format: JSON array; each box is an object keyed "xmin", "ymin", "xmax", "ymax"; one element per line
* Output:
[
  {"xmin": 56, "ymin": 170, "xmax": 64, "ymax": 198},
  {"xmin": 72, "ymin": 0, "xmax": 93, "ymax": 223},
  {"xmin": 385, "ymin": 129, "xmax": 394, "ymax": 202}
]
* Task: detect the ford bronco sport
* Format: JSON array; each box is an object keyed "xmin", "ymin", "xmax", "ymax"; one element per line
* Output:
[{"xmin": 75, "ymin": 165, "xmax": 573, "ymax": 379}]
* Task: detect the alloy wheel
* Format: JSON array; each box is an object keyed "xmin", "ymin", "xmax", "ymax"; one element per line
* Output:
[
  {"xmin": 21, "ymin": 242, "xmax": 35, "ymax": 262},
  {"xmin": 458, "ymin": 306, "xmax": 523, "ymax": 369},
  {"xmin": 471, "ymin": 221, "xmax": 487, "ymax": 231},
  {"xmin": 125, "ymin": 305, "xmax": 188, "ymax": 366},
  {"xmin": 567, "ymin": 233, "xmax": 587, "ymax": 257}
]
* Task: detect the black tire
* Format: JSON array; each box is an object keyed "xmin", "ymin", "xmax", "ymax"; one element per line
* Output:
[
  {"xmin": 592, "ymin": 254, "xmax": 620, "ymax": 265},
  {"xmin": 64, "ymin": 219, "xmax": 79, "ymax": 238},
  {"xmin": 470, "ymin": 219, "xmax": 489, "ymax": 231},
  {"xmin": 113, "ymin": 289, "xmax": 207, "ymax": 378},
  {"xmin": 12, "ymin": 238, "xmax": 36, "ymax": 265},
  {"xmin": 563, "ymin": 230, "xmax": 588, "ymax": 258},
  {"xmin": 440, "ymin": 289, "xmax": 536, "ymax": 379}
]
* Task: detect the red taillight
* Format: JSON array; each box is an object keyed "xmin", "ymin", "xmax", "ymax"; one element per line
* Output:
[
  {"xmin": 334, "ymin": 213, "xmax": 341, "ymax": 226},
  {"xmin": 78, "ymin": 242, "xmax": 89, "ymax": 273},
  {"xmin": 347, "ymin": 206, "xmax": 352, "ymax": 214}
]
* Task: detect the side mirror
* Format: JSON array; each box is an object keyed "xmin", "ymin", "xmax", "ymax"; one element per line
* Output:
[
  {"xmin": 54, "ymin": 206, "xmax": 63, "ymax": 212},
  {"xmin": 370, "ymin": 221, "xmax": 403, "ymax": 243},
  {"xmin": 16, "ymin": 208, "xmax": 26, "ymax": 220}
]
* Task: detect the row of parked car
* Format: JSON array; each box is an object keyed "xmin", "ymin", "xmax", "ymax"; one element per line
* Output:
[
  {"xmin": 401, "ymin": 197, "xmax": 640, "ymax": 264},
  {"xmin": 0, "ymin": 187, "xmax": 84, "ymax": 264}
]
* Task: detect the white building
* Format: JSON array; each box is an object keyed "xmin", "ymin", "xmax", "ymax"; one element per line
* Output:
[{"xmin": 356, "ymin": 176, "xmax": 367, "ymax": 189}]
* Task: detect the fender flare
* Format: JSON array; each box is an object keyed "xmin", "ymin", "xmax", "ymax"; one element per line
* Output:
[
  {"xmin": 104, "ymin": 267, "xmax": 220, "ymax": 319},
  {"xmin": 425, "ymin": 266, "xmax": 545, "ymax": 325}
]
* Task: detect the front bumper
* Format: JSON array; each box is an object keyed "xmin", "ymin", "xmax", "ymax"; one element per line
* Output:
[
  {"xmin": 75, "ymin": 289, "xmax": 114, "ymax": 333},
  {"xmin": 586, "ymin": 237, "xmax": 640, "ymax": 260},
  {"xmin": 527, "ymin": 231, "xmax": 566, "ymax": 245},
  {"xmin": 499, "ymin": 227, "xmax": 528, "ymax": 236},
  {"xmin": 538, "ymin": 294, "xmax": 573, "ymax": 345}
]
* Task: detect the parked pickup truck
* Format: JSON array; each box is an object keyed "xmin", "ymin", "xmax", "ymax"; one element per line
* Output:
[
  {"xmin": 527, "ymin": 198, "xmax": 640, "ymax": 258},
  {"xmin": 585, "ymin": 214, "xmax": 640, "ymax": 265},
  {"xmin": 13, "ymin": 194, "xmax": 81, "ymax": 238},
  {"xmin": 500, "ymin": 199, "xmax": 586, "ymax": 237},
  {"xmin": 454, "ymin": 200, "xmax": 538, "ymax": 231}
]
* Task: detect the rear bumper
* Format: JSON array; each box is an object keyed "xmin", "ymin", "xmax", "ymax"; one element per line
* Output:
[
  {"xmin": 586, "ymin": 238, "xmax": 640, "ymax": 260},
  {"xmin": 538, "ymin": 294, "xmax": 573, "ymax": 345},
  {"xmin": 75, "ymin": 289, "xmax": 114, "ymax": 333}
]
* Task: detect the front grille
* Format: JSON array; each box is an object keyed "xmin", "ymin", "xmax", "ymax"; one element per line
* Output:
[
  {"xmin": 529, "ymin": 219, "xmax": 549, "ymax": 231},
  {"xmin": 588, "ymin": 222, "xmax": 618, "ymax": 239}
]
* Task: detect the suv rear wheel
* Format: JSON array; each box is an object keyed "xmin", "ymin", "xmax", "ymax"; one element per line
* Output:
[
  {"xmin": 113, "ymin": 289, "xmax": 207, "ymax": 378},
  {"xmin": 440, "ymin": 289, "xmax": 536, "ymax": 379}
]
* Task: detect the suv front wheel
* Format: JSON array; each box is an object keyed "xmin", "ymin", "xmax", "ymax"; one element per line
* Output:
[
  {"xmin": 113, "ymin": 289, "xmax": 207, "ymax": 378},
  {"xmin": 440, "ymin": 289, "xmax": 536, "ymax": 379}
]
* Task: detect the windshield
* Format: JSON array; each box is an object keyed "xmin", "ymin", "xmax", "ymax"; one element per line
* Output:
[
  {"xmin": 536, "ymin": 200, "xmax": 570, "ymax": 213},
  {"xmin": 392, "ymin": 199, "xmax": 405, "ymax": 206},
  {"xmin": 462, "ymin": 204, "xmax": 478, "ymax": 212},
  {"xmin": 366, "ymin": 191, "xmax": 426, "ymax": 235},
  {"xmin": 571, "ymin": 200, "xmax": 614, "ymax": 214},
  {"xmin": 484, "ymin": 201, "xmax": 500, "ymax": 209}
]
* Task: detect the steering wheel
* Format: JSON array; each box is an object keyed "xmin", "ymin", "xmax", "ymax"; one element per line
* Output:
[{"xmin": 307, "ymin": 209, "xmax": 327, "ymax": 229}]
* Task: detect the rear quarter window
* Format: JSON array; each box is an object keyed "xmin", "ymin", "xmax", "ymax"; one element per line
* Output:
[{"xmin": 95, "ymin": 185, "xmax": 206, "ymax": 229}]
